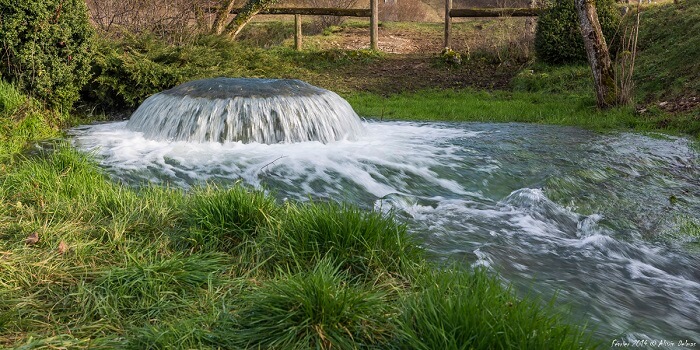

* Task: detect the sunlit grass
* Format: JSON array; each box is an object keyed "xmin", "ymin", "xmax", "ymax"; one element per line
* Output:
[
  {"xmin": 213, "ymin": 259, "xmax": 396, "ymax": 349},
  {"xmin": 346, "ymin": 88, "xmax": 641, "ymax": 131},
  {"xmin": 396, "ymin": 267, "xmax": 599, "ymax": 349},
  {"xmin": 263, "ymin": 202, "xmax": 421, "ymax": 277}
]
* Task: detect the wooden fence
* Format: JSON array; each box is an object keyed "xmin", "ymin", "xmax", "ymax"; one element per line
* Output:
[
  {"xmin": 229, "ymin": 1, "xmax": 540, "ymax": 51},
  {"xmin": 443, "ymin": 4, "xmax": 542, "ymax": 48},
  {"xmin": 230, "ymin": 1, "xmax": 379, "ymax": 50}
]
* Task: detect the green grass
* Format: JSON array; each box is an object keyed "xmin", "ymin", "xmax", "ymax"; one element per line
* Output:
[
  {"xmin": 213, "ymin": 259, "xmax": 395, "ymax": 349},
  {"xmin": 634, "ymin": 0, "xmax": 700, "ymax": 102},
  {"xmin": 345, "ymin": 61, "xmax": 700, "ymax": 137},
  {"xmin": 180, "ymin": 184, "xmax": 280, "ymax": 253},
  {"xmin": 346, "ymin": 88, "xmax": 640, "ymax": 131},
  {"xmin": 396, "ymin": 267, "xmax": 598, "ymax": 349},
  {"xmin": 265, "ymin": 202, "xmax": 421, "ymax": 277},
  {"xmin": 0, "ymin": 80, "xmax": 65, "ymax": 160}
]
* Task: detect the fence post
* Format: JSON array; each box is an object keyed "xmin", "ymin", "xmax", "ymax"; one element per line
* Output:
[
  {"xmin": 370, "ymin": 0, "xmax": 378, "ymax": 50},
  {"xmin": 295, "ymin": 14, "xmax": 302, "ymax": 50},
  {"xmin": 444, "ymin": 0, "xmax": 452, "ymax": 48}
]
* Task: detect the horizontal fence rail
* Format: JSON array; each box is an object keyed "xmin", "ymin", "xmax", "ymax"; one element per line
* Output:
[
  {"xmin": 444, "ymin": 0, "xmax": 540, "ymax": 48},
  {"xmin": 230, "ymin": 7, "xmax": 372, "ymax": 17},
  {"xmin": 449, "ymin": 8, "xmax": 542, "ymax": 17}
]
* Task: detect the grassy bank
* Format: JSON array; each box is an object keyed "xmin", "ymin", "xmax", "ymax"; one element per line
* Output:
[
  {"xmin": 347, "ymin": 87, "xmax": 638, "ymax": 131},
  {"xmin": 345, "ymin": 65, "xmax": 699, "ymax": 136}
]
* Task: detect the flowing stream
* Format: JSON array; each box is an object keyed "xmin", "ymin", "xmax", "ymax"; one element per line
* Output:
[{"xmin": 70, "ymin": 120, "xmax": 700, "ymax": 344}]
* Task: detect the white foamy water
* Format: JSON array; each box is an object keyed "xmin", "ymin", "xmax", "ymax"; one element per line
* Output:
[
  {"xmin": 126, "ymin": 78, "xmax": 366, "ymax": 144},
  {"xmin": 70, "ymin": 121, "xmax": 700, "ymax": 343}
]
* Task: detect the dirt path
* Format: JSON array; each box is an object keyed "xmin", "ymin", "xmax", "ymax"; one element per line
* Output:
[{"xmin": 316, "ymin": 54, "xmax": 518, "ymax": 95}]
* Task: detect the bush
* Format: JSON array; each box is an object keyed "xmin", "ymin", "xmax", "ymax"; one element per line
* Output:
[
  {"xmin": 85, "ymin": 36, "xmax": 184, "ymax": 110},
  {"xmin": 535, "ymin": 0, "xmax": 621, "ymax": 64},
  {"xmin": 0, "ymin": 0, "xmax": 95, "ymax": 111},
  {"xmin": 83, "ymin": 35, "xmax": 304, "ymax": 110}
]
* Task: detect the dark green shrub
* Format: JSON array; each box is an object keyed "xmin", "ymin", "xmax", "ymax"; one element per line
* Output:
[
  {"xmin": 0, "ymin": 0, "xmax": 94, "ymax": 110},
  {"xmin": 85, "ymin": 36, "xmax": 184, "ymax": 109},
  {"xmin": 535, "ymin": 0, "xmax": 621, "ymax": 64}
]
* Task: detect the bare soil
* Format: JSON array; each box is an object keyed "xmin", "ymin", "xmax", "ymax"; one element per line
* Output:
[{"xmin": 304, "ymin": 24, "xmax": 528, "ymax": 94}]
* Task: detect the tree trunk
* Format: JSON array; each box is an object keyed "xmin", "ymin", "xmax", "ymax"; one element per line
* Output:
[
  {"xmin": 525, "ymin": 0, "xmax": 537, "ymax": 36},
  {"xmin": 212, "ymin": 0, "xmax": 237, "ymax": 35},
  {"xmin": 574, "ymin": 0, "xmax": 617, "ymax": 108},
  {"xmin": 224, "ymin": 0, "xmax": 279, "ymax": 39}
]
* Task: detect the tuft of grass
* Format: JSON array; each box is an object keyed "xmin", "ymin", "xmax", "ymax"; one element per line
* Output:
[
  {"xmin": 214, "ymin": 259, "xmax": 394, "ymax": 350},
  {"xmin": 395, "ymin": 267, "xmax": 598, "ymax": 350},
  {"xmin": 179, "ymin": 184, "xmax": 280, "ymax": 253},
  {"xmin": 0, "ymin": 79, "xmax": 25, "ymax": 114},
  {"xmin": 265, "ymin": 202, "xmax": 421, "ymax": 278}
]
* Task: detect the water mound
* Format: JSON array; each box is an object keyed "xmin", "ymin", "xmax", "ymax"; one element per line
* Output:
[{"xmin": 126, "ymin": 77, "xmax": 365, "ymax": 144}]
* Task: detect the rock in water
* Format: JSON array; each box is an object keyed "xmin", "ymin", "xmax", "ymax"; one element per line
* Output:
[{"xmin": 126, "ymin": 78, "xmax": 366, "ymax": 144}]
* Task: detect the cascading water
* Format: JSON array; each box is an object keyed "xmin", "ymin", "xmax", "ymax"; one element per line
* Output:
[
  {"xmin": 71, "ymin": 82, "xmax": 700, "ymax": 346},
  {"xmin": 126, "ymin": 77, "xmax": 365, "ymax": 144}
]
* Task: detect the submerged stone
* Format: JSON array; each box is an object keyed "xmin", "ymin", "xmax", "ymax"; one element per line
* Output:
[{"xmin": 126, "ymin": 77, "xmax": 365, "ymax": 144}]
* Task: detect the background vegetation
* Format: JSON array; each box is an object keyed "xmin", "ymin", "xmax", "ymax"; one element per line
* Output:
[
  {"xmin": 534, "ymin": 0, "xmax": 621, "ymax": 65},
  {"xmin": 0, "ymin": 0, "xmax": 95, "ymax": 111}
]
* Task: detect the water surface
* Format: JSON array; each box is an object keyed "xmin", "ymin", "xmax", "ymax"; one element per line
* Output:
[{"xmin": 70, "ymin": 121, "xmax": 700, "ymax": 343}]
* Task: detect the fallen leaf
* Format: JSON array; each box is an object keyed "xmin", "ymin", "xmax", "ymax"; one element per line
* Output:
[
  {"xmin": 25, "ymin": 232, "xmax": 39, "ymax": 245},
  {"xmin": 58, "ymin": 241, "xmax": 69, "ymax": 254}
]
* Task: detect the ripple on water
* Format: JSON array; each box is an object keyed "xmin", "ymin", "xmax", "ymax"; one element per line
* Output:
[{"xmin": 70, "ymin": 121, "xmax": 700, "ymax": 341}]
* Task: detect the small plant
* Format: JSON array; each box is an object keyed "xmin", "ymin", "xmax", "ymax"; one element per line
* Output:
[
  {"xmin": 441, "ymin": 47, "xmax": 463, "ymax": 65},
  {"xmin": 615, "ymin": 4, "xmax": 641, "ymax": 106}
]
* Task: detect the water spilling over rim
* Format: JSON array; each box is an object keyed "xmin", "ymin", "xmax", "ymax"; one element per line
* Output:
[{"xmin": 126, "ymin": 77, "xmax": 366, "ymax": 144}]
